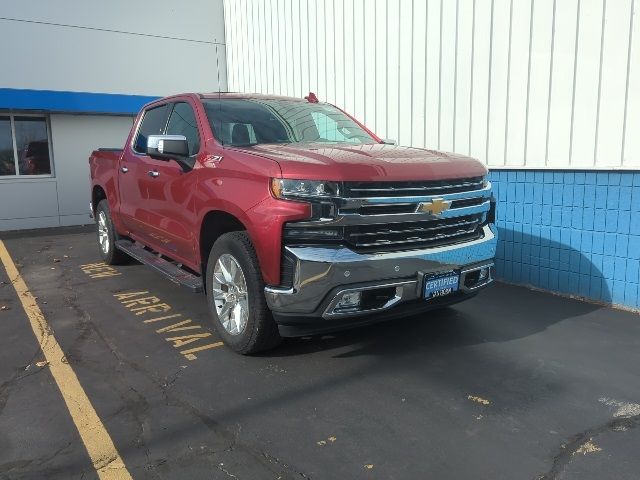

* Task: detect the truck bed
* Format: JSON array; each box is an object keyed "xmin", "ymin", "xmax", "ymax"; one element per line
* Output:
[{"xmin": 89, "ymin": 149, "xmax": 123, "ymax": 209}]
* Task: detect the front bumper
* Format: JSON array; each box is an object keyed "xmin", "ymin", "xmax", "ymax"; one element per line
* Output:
[{"xmin": 264, "ymin": 223, "xmax": 497, "ymax": 328}]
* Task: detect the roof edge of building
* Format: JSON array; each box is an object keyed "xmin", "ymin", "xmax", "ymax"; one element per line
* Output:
[{"xmin": 0, "ymin": 88, "xmax": 160, "ymax": 115}]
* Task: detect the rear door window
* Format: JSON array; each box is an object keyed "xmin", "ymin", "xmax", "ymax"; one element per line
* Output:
[{"xmin": 133, "ymin": 104, "xmax": 170, "ymax": 154}]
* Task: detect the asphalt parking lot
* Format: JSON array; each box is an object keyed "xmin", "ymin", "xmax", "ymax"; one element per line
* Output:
[{"xmin": 0, "ymin": 227, "xmax": 639, "ymax": 480}]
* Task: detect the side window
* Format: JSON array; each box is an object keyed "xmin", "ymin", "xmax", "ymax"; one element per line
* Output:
[
  {"xmin": 133, "ymin": 104, "xmax": 170, "ymax": 154},
  {"xmin": 165, "ymin": 102, "xmax": 201, "ymax": 156}
]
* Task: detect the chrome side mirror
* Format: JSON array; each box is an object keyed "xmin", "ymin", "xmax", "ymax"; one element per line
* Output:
[
  {"xmin": 146, "ymin": 135, "xmax": 189, "ymax": 160},
  {"xmin": 381, "ymin": 138, "xmax": 397, "ymax": 145}
]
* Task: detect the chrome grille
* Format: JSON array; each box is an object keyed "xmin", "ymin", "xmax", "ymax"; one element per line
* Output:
[
  {"xmin": 354, "ymin": 196, "xmax": 486, "ymax": 216},
  {"xmin": 283, "ymin": 176, "xmax": 492, "ymax": 253},
  {"xmin": 344, "ymin": 177, "xmax": 485, "ymax": 198},
  {"xmin": 344, "ymin": 214, "xmax": 484, "ymax": 250}
]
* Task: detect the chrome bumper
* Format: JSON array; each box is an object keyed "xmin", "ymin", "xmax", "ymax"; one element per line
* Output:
[{"xmin": 265, "ymin": 223, "xmax": 497, "ymax": 319}]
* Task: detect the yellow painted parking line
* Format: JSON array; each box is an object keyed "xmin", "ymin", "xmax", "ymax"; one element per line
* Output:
[{"xmin": 0, "ymin": 240, "xmax": 133, "ymax": 480}]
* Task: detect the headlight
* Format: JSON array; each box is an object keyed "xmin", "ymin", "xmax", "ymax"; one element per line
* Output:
[{"xmin": 271, "ymin": 178, "xmax": 340, "ymax": 199}]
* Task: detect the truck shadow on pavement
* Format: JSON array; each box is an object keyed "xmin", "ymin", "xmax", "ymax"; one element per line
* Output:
[
  {"xmin": 242, "ymin": 230, "xmax": 612, "ymax": 416},
  {"xmin": 271, "ymin": 228, "xmax": 612, "ymax": 359},
  {"xmin": 273, "ymin": 280, "xmax": 604, "ymax": 360},
  {"xmin": 195, "ymin": 285, "xmax": 606, "ymax": 450},
  {"xmin": 210, "ymin": 234, "xmax": 613, "ymax": 434}
]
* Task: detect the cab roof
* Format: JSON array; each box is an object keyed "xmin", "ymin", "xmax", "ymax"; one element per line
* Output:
[{"xmin": 198, "ymin": 92, "xmax": 310, "ymax": 102}]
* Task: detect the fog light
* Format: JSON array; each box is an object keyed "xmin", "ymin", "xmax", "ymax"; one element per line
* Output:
[
  {"xmin": 478, "ymin": 267, "xmax": 489, "ymax": 281},
  {"xmin": 335, "ymin": 291, "xmax": 361, "ymax": 311}
]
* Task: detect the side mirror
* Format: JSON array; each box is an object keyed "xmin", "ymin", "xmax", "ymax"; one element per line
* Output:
[
  {"xmin": 381, "ymin": 138, "xmax": 397, "ymax": 145},
  {"xmin": 146, "ymin": 135, "xmax": 189, "ymax": 161}
]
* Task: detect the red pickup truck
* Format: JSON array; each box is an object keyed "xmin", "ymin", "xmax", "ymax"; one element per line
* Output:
[{"xmin": 90, "ymin": 93, "xmax": 497, "ymax": 353}]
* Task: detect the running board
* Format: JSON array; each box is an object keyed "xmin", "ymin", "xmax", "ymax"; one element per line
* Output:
[{"xmin": 115, "ymin": 240, "xmax": 203, "ymax": 293}]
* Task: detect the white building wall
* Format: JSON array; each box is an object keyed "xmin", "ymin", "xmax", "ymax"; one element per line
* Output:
[
  {"xmin": 0, "ymin": 115, "xmax": 134, "ymax": 231},
  {"xmin": 0, "ymin": 0, "xmax": 227, "ymax": 230},
  {"xmin": 51, "ymin": 115, "xmax": 134, "ymax": 226},
  {"xmin": 224, "ymin": 0, "xmax": 639, "ymax": 170},
  {"xmin": 1, "ymin": 0, "xmax": 227, "ymax": 96},
  {"xmin": 0, "ymin": 179, "xmax": 60, "ymax": 230}
]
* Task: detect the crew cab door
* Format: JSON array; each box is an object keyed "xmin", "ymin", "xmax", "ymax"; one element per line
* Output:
[{"xmin": 118, "ymin": 101, "xmax": 201, "ymax": 266}]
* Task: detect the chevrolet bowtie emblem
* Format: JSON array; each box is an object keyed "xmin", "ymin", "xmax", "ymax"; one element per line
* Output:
[{"xmin": 417, "ymin": 198, "xmax": 451, "ymax": 215}]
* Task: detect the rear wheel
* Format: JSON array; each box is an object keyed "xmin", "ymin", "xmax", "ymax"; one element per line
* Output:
[
  {"xmin": 95, "ymin": 200, "xmax": 129, "ymax": 265},
  {"xmin": 205, "ymin": 231, "xmax": 281, "ymax": 354}
]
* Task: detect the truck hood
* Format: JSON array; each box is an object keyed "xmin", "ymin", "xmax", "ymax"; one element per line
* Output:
[{"xmin": 243, "ymin": 143, "xmax": 487, "ymax": 181}]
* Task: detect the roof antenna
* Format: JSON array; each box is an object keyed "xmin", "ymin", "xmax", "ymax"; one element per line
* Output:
[{"xmin": 305, "ymin": 92, "xmax": 319, "ymax": 103}]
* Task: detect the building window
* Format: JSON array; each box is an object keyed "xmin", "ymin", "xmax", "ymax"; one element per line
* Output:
[{"xmin": 0, "ymin": 115, "xmax": 53, "ymax": 177}]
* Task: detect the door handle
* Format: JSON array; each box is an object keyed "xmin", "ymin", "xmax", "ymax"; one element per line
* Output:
[
  {"xmin": 120, "ymin": 166, "xmax": 129, "ymax": 173},
  {"xmin": 147, "ymin": 170, "xmax": 160, "ymax": 178}
]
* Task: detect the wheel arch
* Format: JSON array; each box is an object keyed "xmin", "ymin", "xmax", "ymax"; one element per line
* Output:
[
  {"xmin": 199, "ymin": 210, "xmax": 248, "ymax": 274},
  {"xmin": 91, "ymin": 185, "xmax": 107, "ymax": 214}
]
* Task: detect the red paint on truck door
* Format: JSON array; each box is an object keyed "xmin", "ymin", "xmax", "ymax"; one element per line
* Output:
[{"xmin": 118, "ymin": 101, "xmax": 199, "ymax": 267}]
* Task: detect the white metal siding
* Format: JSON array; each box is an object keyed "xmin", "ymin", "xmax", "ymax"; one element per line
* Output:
[
  {"xmin": 224, "ymin": 0, "xmax": 639, "ymax": 169},
  {"xmin": 1, "ymin": 0, "xmax": 227, "ymax": 96}
]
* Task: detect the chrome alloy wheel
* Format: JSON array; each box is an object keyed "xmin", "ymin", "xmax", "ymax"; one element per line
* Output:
[
  {"xmin": 212, "ymin": 253, "xmax": 249, "ymax": 335},
  {"xmin": 97, "ymin": 211, "xmax": 109, "ymax": 254}
]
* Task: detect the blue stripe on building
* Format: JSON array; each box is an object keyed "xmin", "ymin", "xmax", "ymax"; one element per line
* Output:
[
  {"xmin": 0, "ymin": 88, "xmax": 159, "ymax": 115},
  {"xmin": 489, "ymin": 170, "xmax": 640, "ymax": 310}
]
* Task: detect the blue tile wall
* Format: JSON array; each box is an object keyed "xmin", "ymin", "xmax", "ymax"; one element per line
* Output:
[{"xmin": 488, "ymin": 170, "xmax": 640, "ymax": 310}]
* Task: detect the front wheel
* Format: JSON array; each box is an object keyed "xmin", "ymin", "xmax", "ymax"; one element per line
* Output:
[{"xmin": 205, "ymin": 231, "xmax": 281, "ymax": 354}]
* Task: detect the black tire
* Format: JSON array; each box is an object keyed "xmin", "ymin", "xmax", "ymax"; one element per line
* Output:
[
  {"xmin": 205, "ymin": 231, "xmax": 281, "ymax": 354},
  {"xmin": 95, "ymin": 199, "xmax": 130, "ymax": 265}
]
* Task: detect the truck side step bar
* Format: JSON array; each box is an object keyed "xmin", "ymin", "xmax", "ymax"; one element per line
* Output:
[{"xmin": 115, "ymin": 240, "xmax": 204, "ymax": 293}]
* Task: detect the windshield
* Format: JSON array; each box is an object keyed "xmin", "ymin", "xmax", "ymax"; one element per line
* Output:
[{"xmin": 203, "ymin": 98, "xmax": 376, "ymax": 147}]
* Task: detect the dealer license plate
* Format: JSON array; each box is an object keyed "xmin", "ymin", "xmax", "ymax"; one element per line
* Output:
[{"xmin": 424, "ymin": 272, "xmax": 460, "ymax": 300}]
